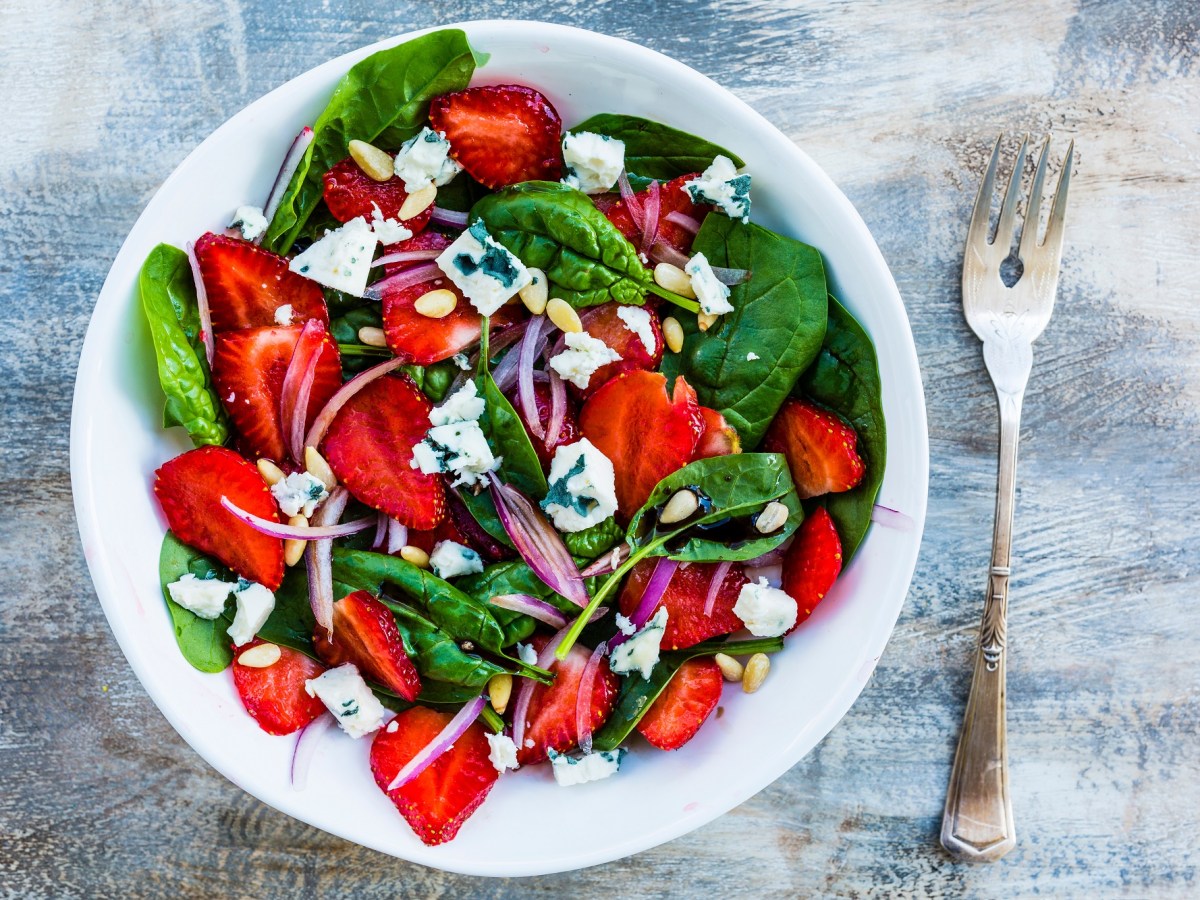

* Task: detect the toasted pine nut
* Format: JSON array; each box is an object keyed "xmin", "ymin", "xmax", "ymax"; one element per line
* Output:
[
  {"xmin": 662, "ymin": 316, "xmax": 684, "ymax": 353},
  {"xmin": 519, "ymin": 268, "xmax": 548, "ymax": 315},
  {"xmin": 400, "ymin": 545, "xmax": 430, "ymax": 569},
  {"xmin": 755, "ymin": 500, "xmax": 789, "ymax": 534},
  {"xmin": 357, "ymin": 325, "xmax": 387, "ymax": 347},
  {"xmin": 488, "ymin": 673, "xmax": 513, "ymax": 715},
  {"xmin": 237, "ymin": 642, "xmax": 282, "ymax": 668},
  {"xmin": 304, "ymin": 446, "xmax": 338, "ymax": 491},
  {"xmin": 348, "ymin": 139, "xmax": 394, "ymax": 182},
  {"xmin": 284, "ymin": 515, "xmax": 308, "ymax": 567},
  {"xmin": 697, "ymin": 312, "xmax": 719, "ymax": 332},
  {"xmin": 742, "ymin": 653, "xmax": 770, "ymax": 693},
  {"xmin": 414, "ymin": 288, "xmax": 458, "ymax": 318},
  {"xmin": 714, "ymin": 652, "xmax": 744, "ymax": 682},
  {"xmin": 257, "ymin": 458, "xmax": 286, "ymax": 486},
  {"xmin": 653, "ymin": 263, "xmax": 697, "ymax": 298},
  {"xmin": 659, "ymin": 489, "xmax": 699, "ymax": 524},
  {"xmin": 399, "ymin": 183, "xmax": 437, "ymax": 220},
  {"xmin": 546, "ymin": 297, "xmax": 582, "ymax": 333}
]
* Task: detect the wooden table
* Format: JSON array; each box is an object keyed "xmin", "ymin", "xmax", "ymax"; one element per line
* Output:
[{"xmin": 3, "ymin": 1, "xmax": 1197, "ymax": 896}]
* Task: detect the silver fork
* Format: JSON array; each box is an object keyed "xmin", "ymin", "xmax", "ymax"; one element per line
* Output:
[{"xmin": 940, "ymin": 135, "xmax": 1074, "ymax": 862}]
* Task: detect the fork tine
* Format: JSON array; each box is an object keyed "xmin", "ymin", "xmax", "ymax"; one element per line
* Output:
[
  {"xmin": 1017, "ymin": 137, "xmax": 1052, "ymax": 261},
  {"xmin": 966, "ymin": 135, "xmax": 1002, "ymax": 251},
  {"xmin": 1040, "ymin": 140, "xmax": 1074, "ymax": 257},
  {"xmin": 993, "ymin": 134, "xmax": 1028, "ymax": 252}
]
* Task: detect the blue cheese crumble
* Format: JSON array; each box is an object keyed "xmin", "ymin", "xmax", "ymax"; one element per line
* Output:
[
  {"xmin": 540, "ymin": 438, "xmax": 618, "ymax": 533},
  {"xmin": 685, "ymin": 252, "xmax": 733, "ymax": 315},
  {"xmin": 616, "ymin": 306, "xmax": 656, "ymax": 354},
  {"xmin": 393, "ymin": 127, "xmax": 463, "ymax": 192},
  {"xmin": 548, "ymin": 332, "xmax": 621, "ymax": 389},
  {"xmin": 685, "ymin": 155, "xmax": 751, "ymax": 222},
  {"xmin": 166, "ymin": 573, "xmax": 235, "ymax": 619},
  {"xmin": 486, "ymin": 732, "xmax": 520, "ymax": 773},
  {"xmin": 410, "ymin": 381, "xmax": 499, "ymax": 488},
  {"xmin": 435, "ymin": 220, "xmax": 531, "ymax": 316},
  {"xmin": 548, "ymin": 748, "xmax": 626, "ymax": 786},
  {"xmin": 289, "ymin": 216, "xmax": 378, "ymax": 297},
  {"xmin": 304, "ymin": 664, "xmax": 386, "ymax": 739},
  {"xmin": 271, "ymin": 471, "xmax": 329, "ymax": 518},
  {"xmin": 429, "ymin": 540, "xmax": 484, "ymax": 579},
  {"xmin": 561, "ymin": 131, "xmax": 626, "ymax": 194},
  {"xmin": 370, "ymin": 203, "xmax": 413, "ymax": 246},
  {"xmin": 227, "ymin": 580, "xmax": 276, "ymax": 647},
  {"xmin": 274, "ymin": 304, "xmax": 295, "ymax": 326},
  {"xmin": 515, "ymin": 642, "xmax": 538, "ymax": 666},
  {"xmin": 609, "ymin": 607, "xmax": 668, "ymax": 680},
  {"xmin": 733, "ymin": 577, "xmax": 798, "ymax": 637},
  {"xmin": 746, "ymin": 351, "xmax": 760, "ymax": 361},
  {"xmin": 229, "ymin": 205, "xmax": 268, "ymax": 242}
]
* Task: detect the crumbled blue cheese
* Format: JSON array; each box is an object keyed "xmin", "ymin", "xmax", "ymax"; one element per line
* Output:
[
  {"xmin": 370, "ymin": 203, "xmax": 413, "ymax": 246},
  {"xmin": 609, "ymin": 607, "xmax": 668, "ymax": 680},
  {"xmin": 685, "ymin": 252, "xmax": 733, "ymax": 316},
  {"xmin": 548, "ymin": 332, "xmax": 621, "ymax": 389},
  {"xmin": 486, "ymin": 732, "xmax": 520, "ymax": 773},
  {"xmin": 166, "ymin": 573, "xmax": 235, "ymax": 619},
  {"xmin": 393, "ymin": 126, "xmax": 463, "ymax": 192},
  {"xmin": 429, "ymin": 380, "xmax": 486, "ymax": 426},
  {"xmin": 451, "ymin": 352, "xmax": 471, "ymax": 371},
  {"xmin": 685, "ymin": 155, "xmax": 751, "ymax": 222},
  {"xmin": 435, "ymin": 220, "xmax": 531, "ymax": 315},
  {"xmin": 540, "ymin": 438, "xmax": 618, "ymax": 533},
  {"xmin": 274, "ymin": 304, "xmax": 295, "ymax": 326},
  {"xmin": 516, "ymin": 642, "xmax": 538, "ymax": 666},
  {"xmin": 746, "ymin": 351, "xmax": 760, "ymax": 361},
  {"xmin": 429, "ymin": 540, "xmax": 484, "ymax": 579},
  {"xmin": 226, "ymin": 580, "xmax": 276, "ymax": 647},
  {"xmin": 289, "ymin": 216, "xmax": 378, "ymax": 296},
  {"xmin": 614, "ymin": 613, "xmax": 636, "ymax": 637},
  {"xmin": 548, "ymin": 748, "xmax": 626, "ymax": 786},
  {"xmin": 616, "ymin": 306, "xmax": 656, "ymax": 355},
  {"xmin": 271, "ymin": 471, "xmax": 329, "ymax": 518},
  {"xmin": 304, "ymin": 664, "xmax": 386, "ymax": 739},
  {"xmin": 229, "ymin": 205, "xmax": 268, "ymax": 241},
  {"xmin": 733, "ymin": 577, "xmax": 798, "ymax": 637},
  {"xmin": 410, "ymin": 382, "xmax": 498, "ymax": 488},
  {"xmin": 561, "ymin": 131, "xmax": 626, "ymax": 194}
]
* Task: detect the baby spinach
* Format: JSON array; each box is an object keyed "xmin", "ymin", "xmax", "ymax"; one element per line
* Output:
[
  {"xmin": 255, "ymin": 570, "xmax": 318, "ymax": 657},
  {"xmin": 570, "ymin": 113, "xmax": 744, "ymax": 182},
  {"xmin": 381, "ymin": 596, "xmax": 508, "ymax": 689},
  {"xmin": 562, "ymin": 517, "xmax": 623, "ymax": 561},
  {"xmin": 660, "ymin": 217, "xmax": 828, "ymax": 448},
  {"xmin": 139, "ymin": 244, "xmax": 229, "ymax": 447},
  {"xmin": 265, "ymin": 30, "xmax": 484, "ymax": 253},
  {"xmin": 798, "ymin": 296, "xmax": 887, "ymax": 560},
  {"xmin": 158, "ymin": 531, "xmax": 235, "ymax": 673}
]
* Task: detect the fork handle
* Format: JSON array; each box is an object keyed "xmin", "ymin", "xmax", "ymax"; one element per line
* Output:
[{"xmin": 941, "ymin": 389, "xmax": 1022, "ymax": 862}]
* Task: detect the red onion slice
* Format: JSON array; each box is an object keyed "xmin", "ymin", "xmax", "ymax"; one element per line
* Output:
[
  {"xmin": 362, "ymin": 261, "xmax": 443, "ymax": 301},
  {"xmin": 709, "ymin": 265, "xmax": 752, "ymax": 286},
  {"xmin": 304, "ymin": 356, "xmax": 408, "ymax": 451},
  {"xmin": 290, "ymin": 713, "xmax": 333, "ymax": 790},
  {"xmin": 545, "ymin": 370, "xmax": 567, "ymax": 449},
  {"xmin": 703, "ymin": 560, "xmax": 734, "ymax": 617},
  {"xmin": 872, "ymin": 504, "xmax": 915, "ymax": 532},
  {"xmin": 518, "ymin": 316, "xmax": 547, "ymax": 440},
  {"xmin": 429, "ymin": 206, "xmax": 470, "ymax": 229},
  {"xmin": 649, "ymin": 241, "xmax": 691, "ymax": 270},
  {"xmin": 220, "ymin": 496, "xmax": 374, "ymax": 539},
  {"xmin": 386, "ymin": 518, "xmax": 408, "ymax": 554},
  {"xmin": 184, "ymin": 241, "xmax": 214, "ymax": 366},
  {"xmin": 744, "ymin": 538, "xmax": 792, "ymax": 568},
  {"xmin": 609, "ymin": 556, "xmax": 678, "ymax": 649},
  {"xmin": 617, "ymin": 170, "xmax": 645, "ymax": 238},
  {"xmin": 664, "ymin": 210, "xmax": 701, "ymax": 234},
  {"xmin": 512, "ymin": 623, "xmax": 572, "ymax": 753},
  {"xmin": 386, "ymin": 693, "xmax": 488, "ymax": 791},
  {"xmin": 580, "ymin": 543, "xmax": 630, "ymax": 578},
  {"xmin": 279, "ymin": 319, "xmax": 327, "ymax": 465},
  {"xmin": 372, "ymin": 248, "xmax": 442, "ymax": 268},
  {"xmin": 640, "ymin": 180, "xmax": 662, "ymax": 256},
  {"xmin": 306, "ymin": 486, "xmax": 350, "ymax": 635},
  {"xmin": 488, "ymin": 594, "xmax": 569, "ymax": 629},
  {"xmin": 576, "ymin": 641, "xmax": 608, "ymax": 755},
  {"xmin": 372, "ymin": 511, "xmax": 389, "ymax": 550},
  {"xmin": 264, "ymin": 126, "xmax": 314, "ymax": 224}
]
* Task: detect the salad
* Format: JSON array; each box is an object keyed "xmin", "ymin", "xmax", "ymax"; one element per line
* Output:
[{"xmin": 137, "ymin": 28, "xmax": 886, "ymax": 847}]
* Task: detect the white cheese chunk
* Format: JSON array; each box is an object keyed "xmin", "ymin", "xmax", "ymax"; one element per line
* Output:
[
  {"xmin": 289, "ymin": 216, "xmax": 378, "ymax": 297},
  {"xmin": 733, "ymin": 577, "xmax": 798, "ymax": 637},
  {"xmin": 486, "ymin": 732, "xmax": 520, "ymax": 773},
  {"xmin": 370, "ymin": 203, "xmax": 414, "ymax": 246},
  {"xmin": 304, "ymin": 664, "xmax": 386, "ymax": 739},
  {"xmin": 274, "ymin": 304, "xmax": 295, "ymax": 326},
  {"xmin": 271, "ymin": 471, "xmax": 329, "ymax": 518},
  {"xmin": 616, "ymin": 306, "xmax": 656, "ymax": 355},
  {"xmin": 548, "ymin": 332, "xmax": 621, "ymax": 389},
  {"xmin": 685, "ymin": 252, "xmax": 733, "ymax": 315},
  {"xmin": 614, "ymin": 613, "xmax": 636, "ymax": 637},
  {"xmin": 685, "ymin": 155, "xmax": 752, "ymax": 222},
  {"xmin": 548, "ymin": 748, "xmax": 626, "ymax": 786},
  {"xmin": 609, "ymin": 607, "xmax": 668, "ymax": 680},
  {"xmin": 429, "ymin": 540, "xmax": 484, "ymax": 579},
  {"xmin": 560, "ymin": 131, "xmax": 626, "ymax": 194},
  {"xmin": 393, "ymin": 126, "xmax": 463, "ymax": 192},
  {"xmin": 435, "ymin": 220, "xmax": 531, "ymax": 316},
  {"xmin": 746, "ymin": 351, "xmax": 760, "ymax": 361},
  {"xmin": 410, "ymin": 382, "xmax": 498, "ymax": 488},
  {"xmin": 229, "ymin": 205, "xmax": 268, "ymax": 241},
  {"xmin": 540, "ymin": 438, "xmax": 619, "ymax": 533},
  {"xmin": 430, "ymin": 381, "xmax": 486, "ymax": 426},
  {"xmin": 166, "ymin": 573, "xmax": 235, "ymax": 619},
  {"xmin": 226, "ymin": 580, "xmax": 276, "ymax": 647},
  {"xmin": 516, "ymin": 642, "xmax": 538, "ymax": 666}
]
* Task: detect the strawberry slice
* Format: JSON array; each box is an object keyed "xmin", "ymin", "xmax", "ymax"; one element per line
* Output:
[
  {"xmin": 194, "ymin": 233, "xmax": 328, "ymax": 333},
  {"xmin": 579, "ymin": 371, "xmax": 703, "ymax": 520},
  {"xmin": 211, "ymin": 324, "xmax": 342, "ymax": 463},
  {"xmin": 618, "ymin": 558, "xmax": 748, "ymax": 650},
  {"xmin": 516, "ymin": 635, "xmax": 619, "ymax": 766},
  {"xmin": 605, "ymin": 174, "xmax": 711, "ymax": 257},
  {"xmin": 429, "ymin": 85, "xmax": 563, "ymax": 189},
  {"xmin": 370, "ymin": 706, "xmax": 499, "ymax": 846},
  {"xmin": 636, "ymin": 657, "xmax": 723, "ymax": 751},
  {"xmin": 154, "ymin": 446, "xmax": 285, "ymax": 589},
  {"xmin": 762, "ymin": 398, "xmax": 866, "ymax": 499},
  {"xmin": 320, "ymin": 374, "xmax": 445, "ymax": 529},
  {"xmin": 572, "ymin": 302, "xmax": 665, "ymax": 398},
  {"xmin": 322, "ymin": 156, "xmax": 433, "ymax": 233},
  {"xmin": 693, "ymin": 407, "xmax": 742, "ymax": 460},
  {"xmin": 505, "ymin": 378, "xmax": 581, "ymax": 472},
  {"xmin": 231, "ymin": 638, "xmax": 328, "ymax": 735},
  {"xmin": 782, "ymin": 506, "xmax": 843, "ymax": 630},
  {"xmin": 314, "ymin": 591, "xmax": 421, "ymax": 701}
]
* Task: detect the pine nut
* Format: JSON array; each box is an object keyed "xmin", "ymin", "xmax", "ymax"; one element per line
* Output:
[
  {"xmin": 357, "ymin": 325, "xmax": 388, "ymax": 347},
  {"xmin": 304, "ymin": 446, "xmax": 338, "ymax": 491},
  {"xmin": 742, "ymin": 653, "xmax": 770, "ymax": 693},
  {"xmin": 653, "ymin": 263, "xmax": 697, "ymax": 298},
  {"xmin": 713, "ymin": 652, "xmax": 744, "ymax": 682},
  {"xmin": 659, "ymin": 489, "xmax": 699, "ymax": 524},
  {"xmin": 755, "ymin": 500, "xmax": 789, "ymax": 534},
  {"xmin": 400, "ymin": 545, "xmax": 430, "ymax": 569},
  {"xmin": 488, "ymin": 673, "xmax": 513, "ymax": 715},
  {"xmin": 399, "ymin": 184, "xmax": 437, "ymax": 220},
  {"xmin": 414, "ymin": 288, "xmax": 458, "ymax": 318},
  {"xmin": 348, "ymin": 139, "xmax": 394, "ymax": 182},
  {"xmin": 662, "ymin": 316, "xmax": 684, "ymax": 353},
  {"xmin": 237, "ymin": 642, "xmax": 282, "ymax": 668},
  {"xmin": 284, "ymin": 515, "xmax": 308, "ymax": 567},
  {"xmin": 546, "ymin": 297, "xmax": 582, "ymax": 333},
  {"xmin": 519, "ymin": 268, "xmax": 548, "ymax": 315},
  {"xmin": 697, "ymin": 312, "xmax": 719, "ymax": 332},
  {"xmin": 256, "ymin": 458, "xmax": 286, "ymax": 486}
]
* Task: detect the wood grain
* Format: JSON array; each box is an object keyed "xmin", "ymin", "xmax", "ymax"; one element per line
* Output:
[{"xmin": 2, "ymin": 0, "xmax": 1198, "ymax": 896}]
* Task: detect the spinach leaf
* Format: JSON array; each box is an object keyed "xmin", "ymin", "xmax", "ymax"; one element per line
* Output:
[
  {"xmin": 138, "ymin": 244, "xmax": 229, "ymax": 447},
  {"xmin": 158, "ymin": 531, "xmax": 234, "ymax": 673},
  {"xmin": 562, "ymin": 517, "xmax": 623, "ymax": 561},
  {"xmin": 435, "ymin": 173, "xmax": 490, "ymax": 213},
  {"xmin": 660, "ymin": 217, "xmax": 828, "ymax": 448},
  {"xmin": 383, "ymin": 597, "xmax": 507, "ymax": 689},
  {"xmin": 264, "ymin": 30, "xmax": 484, "ymax": 253},
  {"xmin": 570, "ymin": 113, "xmax": 744, "ymax": 181},
  {"xmin": 798, "ymin": 296, "xmax": 887, "ymax": 560}
]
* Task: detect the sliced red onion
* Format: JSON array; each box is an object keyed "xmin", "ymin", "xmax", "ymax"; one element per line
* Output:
[
  {"xmin": 709, "ymin": 265, "xmax": 752, "ymax": 286},
  {"xmin": 744, "ymin": 538, "xmax": 792, "ymax": 568},
  {"xmin": 491, "ymin": 347, "xmax": 521, "ymax": 395},
  {"xmin": 576, "ymin": 641, "xmax": 608, "ymax": 755},
  {"xmin": 617, "ymin": 170, "xmax": 645, "ymax": 238},
  {"xmin": 488, "ymin": 594, "xmax": 568, "ymax": 629},
  {"xmin": 362, "ymin": 261, "xmax": 443, "ymax": 301},
  {"xmin": 372, "ymin": 510, "xmax": 389, "ymax": 550},
  {"xmin": 580, "ymin": 543, "xmax": 630, "ymax": 578},
  {"xmin": 429, "ymin": 206, "xmax": 470, "ymax": 229},
  {"xmin": 184, "ymin": 241, "xmax": 214, "ymax": 366},
  {"xmin": 649, "ymin": 241, "xmax": 691, "ymax": 270},
  {"xmin": 744, "ymin": 563, "xmax": 783, "ymax": 587},
  {"xmin": 664, "ymin": 210, "xmax": 701, "ymax": 234},
  {"xmin": 279, "ymin": 319, "xmax": 326, "ymax": 464},
  {"xmin": 386, "ymin": 518, "xmax": 408, "ymax": 554},
  {"xmin": 290, "ymin": 713, "xmax": 333, "ymax": 790},
  {"xmin": 703, "ymin": 560, "xmax": 734, "ymax": 617},
  {"xmin": 448, "ymin": 317, "xmax": 532, "ymax": 395},
  {"xmin": 518, "ymin": 316, "xmax": 547, "ymax": 440},
  {"xmin": 640, "ymin": 180, "xmax": 662, "ymax": 256},
  {"xmin": 386, "ymin": 693, "xmax": 488, "ymax": 791},
  {"xmin": 545, "ymin": 370, "xmax": 567, "ymax": 448},
  {"xmin": 512, "ymin": 623, "xmax": 572, "ymax": 753},
  {"xmin": 304, "ymin": 356, "xmax": 408, "ymax": 451},
  {"xmin": 610, "ymin": 556, "xmax": 678, "ymax": 649},
  {"xmin": 872, "ymin": 504, "xmax": 916, "ymax": 532},
  {"xmin": 220, "ymin": 496, "xmax": 374, "ymax": 539},
  {"xmin": 264, "ymin": 126, "xmax": 314, "ymax": 224},
  {"xmin": 306, "ymin": 486, "xmax": 350, "ymax": 634},
  {"xmin": 372, "ymin": 248, "xmax": 442, "ymax": 268}
]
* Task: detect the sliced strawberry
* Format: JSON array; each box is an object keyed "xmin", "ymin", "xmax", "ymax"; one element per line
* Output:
[
  {"xmin": 231, "ymin": 638, "xmax": 328, "ymax": 735},
  {"xmin": 314, "ymin": 591, "xmax": 421, "ymax": 701},
  {"xmin": 381, "ymin": 230, "xmax": 454, "ymax": 276},
  {"xmin": 578, "ymin": 371, "xmax": 703, "ymax": 520},
  {"xmin": 762, "ymin": 398, "xmax": 866, "ymax": 499},
  {"xmin": 605, "ymin": 174, "xmax": 711, "ymax": 257},
  {"xmin": 320, "ymin": 374, "xmax": 445, "ymax": 529},
  {"xmin": 782, "ymin": 506, "xmax": 843, "ymax": 630},
  {"xmin": 370, "ymin": 706, "xmax": 499, "ymax": 846},
  {"xmin": 154, "ymin": 446, "xmax": 285, "ymax": 589},
  {"xmin": 211, "ymin": 324, "xmax": 342, "ymax": 463},
  {"xmin": 194, "ymin": 233, "xmax": 328, "ymax": 333},
  {"xmin": 322, "ymin": 156, "xmax": 433, "ymax": 233},
  {"xmin": 572, "ymin": 302, "xmax": 664, "ymax": 398},
  {"xmin": 693, "ymin": 407, "xmax": 742, "ymax": 460},
  {"xmin": 636, "ymin": 657, "xmax": 723, "ymax": 751},
  {"xmin": 516, "ymin": 635, "xmax": 619, "ymax": 766},
  {"xmin": 429, "ymin": 85, "xmax": 563, "ymax": 189},
  {"xmin": 618, "ymin": 558, "xmax": 748, "ymax": 650},
  {"xmin": 505, "ymin": 378, "xmax": 581, "ymax": 472}
]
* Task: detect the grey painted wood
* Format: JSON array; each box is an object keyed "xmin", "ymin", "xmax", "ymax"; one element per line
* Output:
[{"xmin": 2, "ymin": 0, "xmax": 1197, "ymax": 896}]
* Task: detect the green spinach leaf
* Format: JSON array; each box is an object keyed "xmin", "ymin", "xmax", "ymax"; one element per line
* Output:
[
  {"xmin": 562, "ymin": 517, "xmax": 623, "ymax": 561},
  {"xmin": 570, "ymin": 113, "xmax": 744, "ymax": 181},
  {"xmin": 382, "ymin": 597, "xmax": 508, "ymax": 689},
  {"xmin": 158, "ymin": 531, "xmax": 234, "ymax": 673}
]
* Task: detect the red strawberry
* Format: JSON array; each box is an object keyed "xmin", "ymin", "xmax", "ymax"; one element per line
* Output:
[
  {"xmin": 762, "ymin": 398, "xmax": 866, "ymax": 499},
  {"xmin": 211, "ymin": 323, "xmax": 342, "ymax": 463},
  {"xmin": 605, "ymin": 174, "xmax": 711, "ymax": 257},
  {"xmin": 231, "ymin": 638, "xmax": 328, "ymax": 735},
  {"xmin": 381, "ymin": 230, "xmax": 454, "ymax": 276},
  {"xmin": 505, "ymin": 378, "xmax": 581, "ymax": 472},
  {"xmin": 314, "ymin": 591, "xmax": 421, "ymax": 701},
  {"xmin": 322, "ymin": 156, "xmax": 433, "ymax": 233},
  {"xmin": 320, "ymin": 374, "xmax": 445, "ymax": 529},
  {"xmin": 579, "ymin": 371, "xmax": 703, "ymax": 520},
  {"xmin": 572, "ymin": 302, "xmax": 664, "ymax": 398},
  {"xmin": 693, "ymin": 407, "xmax": 742, "ymax": 460},
  {"xmin": 154, "ymin": 446, "xmax": 285, "ymax": 589},
  {"xmin": 194, "ymin": 233, "xmax": 328, "ymax": 333},
  {"xmin": 618, "ymin": 558, "xmax": 748, "ymax": 650},
  {"xmin": 782, "ymin": 506, "xmax": 843, "ymax": 630},
  {"xmin": 370, "ymin": 706, "xmax": 499, "ymax": 846},
  {"xmin": 429, "ymin": 85, "xmax": 563, "ymax": 189},
  {"xmin": 515, "ymin": 635, "xmax": 620, "ymax": 766},
  {"xmin": 636, "ymin": 657, "xmax": 722, "ymax": 751}
]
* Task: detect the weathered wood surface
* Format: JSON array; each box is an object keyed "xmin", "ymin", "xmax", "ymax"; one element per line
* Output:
[{"xmin": 2, "ymin": 0, "xmax": 1197, "ymax": 896}]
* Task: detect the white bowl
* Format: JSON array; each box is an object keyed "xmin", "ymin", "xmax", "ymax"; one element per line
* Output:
[{"xmin": 71, "ymin": 20, "xmax": 928, "ymax": 876}]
